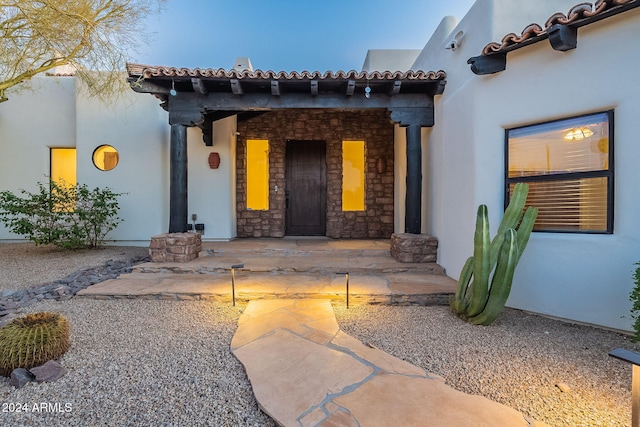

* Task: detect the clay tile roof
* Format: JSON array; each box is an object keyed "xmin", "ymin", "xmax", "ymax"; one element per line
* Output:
[
  {"xmin": 125, "ymin": 63, "xmax": 446, "ymax": 82},
  {"xmin": 481, "ymin": 0, "xmax": 638, "ymax": 55}
]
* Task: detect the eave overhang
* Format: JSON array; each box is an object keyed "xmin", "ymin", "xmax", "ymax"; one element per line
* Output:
[
  {"xmin": 468, "ymin": 0, "xmax": 640, "ymax": 75},
  {"xmin": 126, "ymin": 63, "xmax": 447, "ymax": 144}
]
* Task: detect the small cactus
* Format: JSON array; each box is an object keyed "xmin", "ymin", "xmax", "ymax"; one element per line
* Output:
[
  {"xmin": 451, "ymin": 183, "xmax": 538, "ymax": 325},
  {"xmin": 0, "ymin": 312, "xmax": 70, "ymax": 377}
]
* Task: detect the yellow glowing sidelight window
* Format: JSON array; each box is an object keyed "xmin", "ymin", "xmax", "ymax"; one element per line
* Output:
[
  {"xmin": 246, "ymin": 139, "xmax": 269, "ymax": 210},
  {"xmin": 50, "ymin": 148, "xmax": 77, "ymax": 212},
  {"xmin": 342, "ymin": 140, "xmax": 365, "ymax": 211},
  {"xmin": 51, "ymin": 148, "xmax": 77, "ymax": 187}
]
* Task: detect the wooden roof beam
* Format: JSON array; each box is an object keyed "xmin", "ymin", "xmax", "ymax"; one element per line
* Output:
[
  {"xmin": 271, "ymin": 80, "xmax": 280, "ymax": 96},
  {"xmin": 230, "ymin": 79, "xmax": 243, "ymax": 95},
  {"xmin": 346, "ymin": 80, "xmax": 355, "ymax": 96},
  {"xmin": 389, "ymin": 81, "xmax": 402, "ymax": 96},
  {"xmin": 191, "ymin": 78, "xmax": 208, "ymax": 94}
]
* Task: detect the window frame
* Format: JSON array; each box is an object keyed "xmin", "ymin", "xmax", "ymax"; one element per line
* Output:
[{"xmin": 504, "ymin": 110, "xmax": 614, "ymax": 234}]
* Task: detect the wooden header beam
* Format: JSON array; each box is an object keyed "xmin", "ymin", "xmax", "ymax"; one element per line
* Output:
[{"xmin": 166, "ymin": 92, "xmax": 435, "ymax": 126}]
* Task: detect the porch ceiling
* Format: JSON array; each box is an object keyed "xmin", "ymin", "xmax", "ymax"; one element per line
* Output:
[{"xmin": 126, "ymin": 63, "xmax": 447, "ymax": 142}]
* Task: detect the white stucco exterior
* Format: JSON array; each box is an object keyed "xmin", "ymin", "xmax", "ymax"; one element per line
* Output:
[
  {"xmin": 0, "ymin": 0, "xmax": 638, "ymax": 331},
  {"xmin": 0, "ymin": 77, "xmax": 237, "ymax": 245},
  {"xmin": 412, "ymin": 0, "xmax": 640, "ymax": 331}
]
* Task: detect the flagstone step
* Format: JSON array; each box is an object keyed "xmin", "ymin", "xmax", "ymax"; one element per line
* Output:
[
  {"xmin": 75, "ymin": 271, "xmax": 457, "ymax": 305},
  {"xmin": 132, "ymin": 254, "xmax": 445, "ymax": 275},
  {"xmin": 201, "ymin": 238, "xmax": 392, "ymax": 256},
  {"xmin": 231, "ymin": 299, "xmax": 538, "ymax": 427}
]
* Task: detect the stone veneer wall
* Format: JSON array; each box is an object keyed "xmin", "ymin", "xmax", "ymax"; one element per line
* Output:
[{"xmin": 236, "ymin": 109, "xmax": 394, "ymax": 238}]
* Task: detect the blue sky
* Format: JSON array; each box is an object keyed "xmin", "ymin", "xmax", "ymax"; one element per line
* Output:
[{"xmin": 135, "ymin": 0, "xmax": 476, "ymax": 72}]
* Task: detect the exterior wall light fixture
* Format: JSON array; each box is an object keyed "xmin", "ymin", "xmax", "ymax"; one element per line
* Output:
[{"xmin": 170, "ymin": 79, "xmax": 177, "ymax": 96}]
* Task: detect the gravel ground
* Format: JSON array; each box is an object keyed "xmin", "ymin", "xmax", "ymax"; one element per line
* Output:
[
  {"xmin": 0, "ymin": 242, "xmax": 636, "ymax": 426},
  {"xmin": 0, "ymin": 299, "xmax": 275, "ymax": 427},
  {"xmin": 0, "ymin": 243, "xmax": 149, "ymax": 292},
  {"xmin": 334, "ymin": 305, "xmax": 634, "ymax": 427}
]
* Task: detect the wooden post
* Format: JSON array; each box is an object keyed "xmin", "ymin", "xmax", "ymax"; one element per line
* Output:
[
  {"xmin": 169, "ymin": 124, "xmax": 188, "ymax": 233},
  {"xmin": 405, "ymin": 124, "xmax": 422, "ymax": 234}
]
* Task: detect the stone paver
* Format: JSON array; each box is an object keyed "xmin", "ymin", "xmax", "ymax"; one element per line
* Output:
[
  {"xmin": 231, "ymin": 299, "xmax": 534, "ymax": 427},
  {"xmin": 76, "ymin": 271, "xmax": 455, "ymax": 304},
  {"xmin": 77, "ymin": 238, "xmax": 456, "ymax": 304}
]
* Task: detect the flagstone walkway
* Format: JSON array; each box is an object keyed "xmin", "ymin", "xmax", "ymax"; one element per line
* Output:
[{"xmin": 232, "ymin": 299, "xmax": 539, "ymax": 427}]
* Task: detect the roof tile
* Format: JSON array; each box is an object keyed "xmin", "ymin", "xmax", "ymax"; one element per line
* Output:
[
  {"xmin": 481, "ymin": 0, "xmax": 637, "ymax": 55},
  {"xmin": 126, "ymin": 63, "xmax": 446, "ymax": 81}
]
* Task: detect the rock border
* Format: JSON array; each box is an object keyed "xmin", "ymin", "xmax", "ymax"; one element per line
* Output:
[{"xmin": 0, "ymin": 255, "xmax": 149, "ymax": 327}]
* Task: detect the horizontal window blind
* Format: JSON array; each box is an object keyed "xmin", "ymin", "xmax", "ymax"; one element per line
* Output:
[{"xmin": 510, "ymin": 178, "xmax": 608, "ymax": 231}]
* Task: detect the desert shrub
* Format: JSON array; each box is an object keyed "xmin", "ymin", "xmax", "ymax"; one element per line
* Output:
[{"xmin": 0, "ymin": 180, "xmax": 124, "ymax": 249}]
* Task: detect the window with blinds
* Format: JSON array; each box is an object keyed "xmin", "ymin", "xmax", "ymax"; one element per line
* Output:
[{"xmin": 505, "ymin": 111, "xmax": 613, "ymax": 233}]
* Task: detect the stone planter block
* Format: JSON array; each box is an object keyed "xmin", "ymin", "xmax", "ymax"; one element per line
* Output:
[
  {"xmin": 149, "ymin": 233, "xmax": 201, "ymax": 263},
  {"xmin": 390, "ymin": 233, "xmax": 438, "ymax": 263}
]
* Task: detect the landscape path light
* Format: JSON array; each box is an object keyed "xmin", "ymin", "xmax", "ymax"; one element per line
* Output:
[
  {"xmin": 336, "ymin": 272, "xmax": 349, "ymax": 308},
  {"xmin": 230, "ymin": 264, "xmax": 244, "ymax": 307},
  {"xmin": 609, "ymin": 347, "xmax": 640, "ymax": 427}
]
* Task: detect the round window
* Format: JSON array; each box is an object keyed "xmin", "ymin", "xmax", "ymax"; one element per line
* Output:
[{"xmin": 92, "ymin": 145, "xmax": 119, "ymax": 171}]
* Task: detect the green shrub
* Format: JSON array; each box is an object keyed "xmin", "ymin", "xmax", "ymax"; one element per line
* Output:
[
  {"xmin": 0, "ymin": 180, "xmax": 124, "ymax": 249},
  {"xmin": 0, "ymin": 312, "xmax": 70, "ymax": 377},
  {"xmin": 630, "ymin": 262, "xmax": 640, "ymax": 342}
]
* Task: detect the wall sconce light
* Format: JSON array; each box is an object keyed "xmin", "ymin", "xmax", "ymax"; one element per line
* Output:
[
  {"xmin": 609, "ymin": 348, "xmax": 640, "ymax": 427},
  {"xmin": 170, "ymin": 79, "xmax": 177, "ymax": 96},
  {"xmin": 376, "ymin": 158, "xmax": 387, "ymax": 174},
  {"xmin": 564, "ymin": 127, "xmax": 593, "ymax": 141},
  {"xmin": 208, "ymin": 152, "xmax": 221, "ymax": 169}
]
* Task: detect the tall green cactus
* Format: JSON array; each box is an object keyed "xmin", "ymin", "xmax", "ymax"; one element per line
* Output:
[{"xmin": 451, "ymin": 183, "xmax": 538, "ymax": 325}]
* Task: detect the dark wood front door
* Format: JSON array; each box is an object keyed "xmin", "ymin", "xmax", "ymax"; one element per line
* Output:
[{"xmin": 285, "ymin": 140, "xmax": 326, "ymax": 235}]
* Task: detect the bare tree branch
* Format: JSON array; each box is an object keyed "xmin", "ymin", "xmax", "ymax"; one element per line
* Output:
[{"xmin": 0, "ymin": 0, "xmax": 165, "ymax": 103}]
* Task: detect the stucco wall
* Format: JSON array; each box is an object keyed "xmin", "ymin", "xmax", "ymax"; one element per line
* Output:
[
  {"xmin": 415, "ymin": 0, "xmax": 640, "ymax": 331},
  {"xmin": 0, "ymin": 77, "xmax": 237, "ymax": 244},
  {"xmin": 485, "ymin": 9, "xmax": 640, "ymax": 331},
  {"xmin": 187, "ymin": 117, "xmax": 237, "ymax": 241},
  {"xmin": 0, "ymin": 77, "xmax": 77, "ymax": 239},
  {"xmin": 75, "ymin": 86, "xmax": 170, "ymax": 244},
  {"xmin": 0, "ymin": 77, "xmax": 174, "ymax": 244}
]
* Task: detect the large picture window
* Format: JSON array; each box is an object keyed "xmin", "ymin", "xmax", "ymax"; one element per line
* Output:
[{"xmin": 505, "ymin": 111, "xmax": 613, "ymax": 233}]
